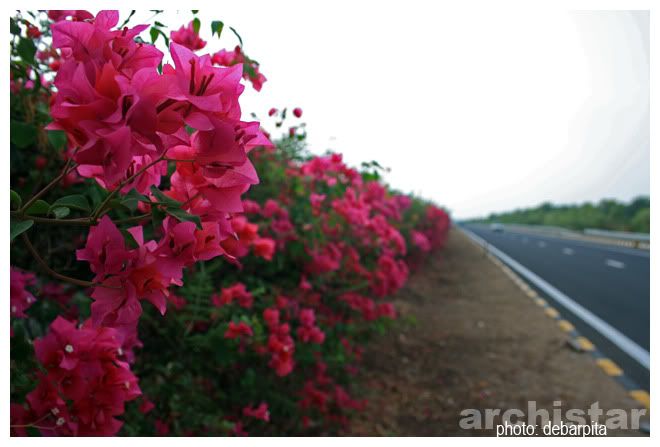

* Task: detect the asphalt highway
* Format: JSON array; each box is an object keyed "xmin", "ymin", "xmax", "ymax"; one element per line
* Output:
[{"xmin": 462, "ymin": 223, "xmax": 650, "ymax": 390}]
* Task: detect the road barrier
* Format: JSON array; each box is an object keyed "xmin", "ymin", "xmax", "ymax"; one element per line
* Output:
[
  {"xmin": 491, "ymin": 224, "xmax": 650, "ymax": 250},
  {"xmin": 584, "ymin": 229, "xmax": 650, "ymax": 249}
]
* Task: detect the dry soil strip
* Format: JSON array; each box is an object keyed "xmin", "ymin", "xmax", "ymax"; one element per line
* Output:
[{"xmin": 347, "ymin": 229, "xmax": 647, "ymax": 436}]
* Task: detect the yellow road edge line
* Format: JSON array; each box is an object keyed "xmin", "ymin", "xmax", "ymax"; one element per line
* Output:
[
  {"xmin": 575, "ymin": 336, "xmax": 595, "ymax": 351},
  {"xmin": 544, "ymin": 307, "xmax": 560, "ymax": 318},
  {"xmin": 557, "ymin": 320, "xmax": 574, "ymax": 332},
  {"xmin": 629, "ymin": 390, "xmax": 650, "ymax": 410},
  {"xmin": 596, "ymin": 358, "xmax": 623, "ymax": 376}
]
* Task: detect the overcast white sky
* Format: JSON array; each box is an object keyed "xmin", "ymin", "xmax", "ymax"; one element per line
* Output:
[{"xmin": 127, "ymin": 6, "xmax": 649, "ymax": 219}]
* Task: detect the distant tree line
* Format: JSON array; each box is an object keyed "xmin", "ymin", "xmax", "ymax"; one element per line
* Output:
[{"xmin": 476, "ymin": 196, "xmax": 650, "ymax": 233}]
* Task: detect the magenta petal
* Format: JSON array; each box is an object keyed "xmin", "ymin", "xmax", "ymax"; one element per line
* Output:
[{"xmin": 95, "ymin": 10, "xmax": 120, "ymax": 30}]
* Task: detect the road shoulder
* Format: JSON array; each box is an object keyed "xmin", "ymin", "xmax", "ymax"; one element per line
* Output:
[{"xmin": 346, "ymin": 228, "xmax": 647, "ymax": 436}]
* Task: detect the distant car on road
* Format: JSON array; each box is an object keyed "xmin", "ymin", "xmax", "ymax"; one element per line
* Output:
[{"xmin": 490, "ymin": 223, "xmax": 504, "ymax": 232}]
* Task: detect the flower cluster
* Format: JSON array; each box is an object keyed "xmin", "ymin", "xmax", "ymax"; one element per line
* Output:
[
  {"xmin": 10, "ymin": 10, "xmax": 451, "ymax": 436},
  {"xmin": 212, "ymin": 46, "xmax": 267, "ymax": 91},
  {"xmin": 43, "ymin": 9, "xmax": 273, "ymax": 353},
  {"xmin": 10, "ymin": 267, "xmax": 37, "ymax": 319},
  {"xmin": 11, "ymin": 317, "xmax": 140, "ymax": 436},
  {"xmin": 171, "ymin": 21, "xmax": 206, "ymax": 51}
]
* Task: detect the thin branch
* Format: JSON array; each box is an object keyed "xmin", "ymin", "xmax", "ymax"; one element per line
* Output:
[
  {"xmin": 12, "ymin": 214, "xmax": 92, "ymax": 226},
  {"xmin": 21, "ymin": 233, "xmax": 96, "ymax": 288},
  {"xmin": 114, "ymin": 213, "xmax": 151, "ymax": 225},
  {"xmin": 19, "ymin": 158, "xmax": 78, "ymax": 214},
  {"xmin": 165, "ymin": 158, "xmax": 197, "ymax": 163},
  {"xmin": 90, "ymin": 154, "xmax": 168, "ymax": 222}
]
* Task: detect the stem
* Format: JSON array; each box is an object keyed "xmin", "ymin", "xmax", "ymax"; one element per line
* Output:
[
  {"xmin": 181, "ymin": 193, "xmax": 201, "ymax": 208},
  {"xmin": 12, "ymin": 214, "xmax": 92, "ymax": 226},
  {"xmin": 21, "ymin": 233, "xmax": 96, "ymax": 288},
  {"xmin": 114, "ymin": 213, "xmax": 151, "ymax": 225},
  {"xmin": 165, "ymin": 158, "xmax": 197, "ymax": 163},
  {"xmin": 90, "ymin": 154, "xmax": 168, "ymax": 222},
  {"xmin": 11, "ymin": 411, "xmax": 55, "ymax": 430},
  {"xmin": 19, "ymin": 158, "xmax": 78, "ymax": 214}
]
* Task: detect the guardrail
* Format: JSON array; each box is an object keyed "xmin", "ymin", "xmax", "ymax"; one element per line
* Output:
[
  {"xmin": 584, "ymin": 228, "xmax": 650, "ymax": 244},
  {"xmin": 486, "ymin": 223, "xmax": 650, "ymax": 250}
]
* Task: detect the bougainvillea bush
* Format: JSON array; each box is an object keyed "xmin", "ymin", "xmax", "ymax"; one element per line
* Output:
[{"xmin": 10, "ymin": 10, "xmax": 450, "ymax": 436}]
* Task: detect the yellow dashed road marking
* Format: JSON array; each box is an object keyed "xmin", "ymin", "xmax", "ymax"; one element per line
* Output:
[
  {"xmin": 535, "ymin": 298, "xmax": 547, "ymax": 307},
  {"xmin": 629, "ymin": 390, "xmax": 650, "ymax": 410},
  {"xmin": 526, "ymin": 289, "xmax": 537, "ymax": 298},
  {"xmin": 575, "ymin": 336, "xmax": 595, "ymax": 351},
  {"xmin": 596, "ymin": 358, "xmax": 623, "ymax": 376},
  {"xmin": 557, "ymin": 320, "xmax": 574, "ymax": 332},
  {"xmin": 544, "ymin": 307, "xmax": 559, "ymax": 318}
]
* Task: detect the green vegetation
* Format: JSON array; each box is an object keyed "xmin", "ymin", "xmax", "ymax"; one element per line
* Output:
[{"xmin": 475, "ymin": 196, "xmax": 650, "ymax": 233}]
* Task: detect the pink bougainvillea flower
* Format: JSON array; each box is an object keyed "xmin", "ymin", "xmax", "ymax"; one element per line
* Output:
[
  {"xmin": 165, "ymin": 42, "xmax": 243, "ymax": 124},
  {"xmin": 171, "ymin": 21, "xmax": 206, "ymax": 51},
  {"xmin": 212, "ymin": 46, "xmax": 267, "ymax": 91},
  {"xmin": 10, "ymin": 267, "xmax": 36, "ymax": 318},
  {"xmin": 243, "ymin": 402, "xmax": 270, "ymax": 422},
  {"xmin": 155, "ymin": 419, "xmax": 170, "ymax": 436},
  {"xmin": 77, "ymin": 217, "xmax": 186, "ymax": 342},
  {"xmin": 224, "ymin": 321, "xmax": 254, "ymax": 339},
  {"xmin": 212, "ymin": 283, "xmax": 254, "ymax": 309},
  {"xmin": 263, "ymin": 308, "xmax": 280, "ymax": 329},
  {"xmin": 296, "ymin": 308, "xmax": 325, "ymax": 344},
  {"xmin": 411, "ymin": 230, "xmax": 431, "ymax": 252},
  {"xmin": 293, "ymin": 107, "xmax": 303, "ymax": 118},
  {"xmin": 252, "ymin": 237, "xmax": 276, "ymax": 261},
  {"xmin": 76, "ymin": 215, "xmax": 133, "ymax": 280},
  {"xmin": 139, "ymin": 398, "xmax": 155, "ymax": 414},
  {"xmin": 377, "ymin": 302, "xmax": 398, "ymax": 319},
  {"xmin": 21, "ymin": 317, "xmax": 140, "ymax": 436},
  {"xmin": 48, "ymin": 10, "xmax": 94, "ymax": 22}
]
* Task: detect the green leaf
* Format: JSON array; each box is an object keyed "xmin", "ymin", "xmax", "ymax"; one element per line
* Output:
[
  {"xmin": 16, "ymin": 38, "xmax": 36, "ymax": 64},
  {"xmin": 125, "ymin": 188, "xmax": 150, "ymax": 202},
  {"xmin": 47, "ymin": 130, "xmax": 67, "ymax": 150},
  {"xmin": 150, "ymin": 27, "xmax": 159, "ymax": 44},
  {"xmin": 119, "ymin": 10, "xmax": 136, "ymax": 29},
  {"xmin": 10, "ymin": 218, "xmax": 33, "ymax": 242},
  {"xmin": 10, "ymin": 18, "xmax": 20, "ymax": 35},
  {"xmin": 121, "ymin": 188, "xmax": 150, "ymax": 211},
  {"xmin": 49, "ymin": 194, "xmax": 90, "ymax": 213},
  {"xmin": 192, "ymin": 17, "xmax": 201, "ymax": 34},
  {"xmin": 165, "ymin": 207, "xmax": 202, "ymax": 229},
  {"xmin": 192, "ymin": 10, "xmax": 199, "ymax": 14},
  {"xmin": 10, "ymin": 121, "xmax": 37, "ymax": 148},
  {"xmin": 151, "ymin": 206, "xmax": 167, "ymax": 229},
  {"xmin": 25, "ymin": 199, "xmax": 50, "ymax": 216},
  {"xmin": 10, "ymin": 190, "xmax": 22, "ymax": 210},
  {"xmin": 121, "ymin": 229, "xmax": 140, "ymax": 249},
  {"xmin": 51, "ymin": 207, "xmax": 71, "ymax": 219},
  {"xmin": 107, "ymin": 198, "xmax": 130, "ymax": 212},
  {"xmin": 119, "ymin": 198, "xmax": 138, "ymax": 212},
  {"xmin": 211, "ymin": 21, "xmax": 224, "ymax": 37},
  {"xmin": 150, "ymin": 186, "xmax": 182, "ymax": 207},
  {"xmin": 229, "ymin": 26, "xmax": 243, "ymax": 47}
]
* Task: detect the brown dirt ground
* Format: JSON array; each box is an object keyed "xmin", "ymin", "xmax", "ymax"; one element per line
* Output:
[{"xmin": 346, "ymin": 229, "xmax": 648, "ymax": 436}]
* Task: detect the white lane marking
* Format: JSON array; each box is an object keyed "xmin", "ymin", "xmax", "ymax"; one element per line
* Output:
[
  {"xmin": 562, "ymin": 248, "xmax": 574, "ymax": 255},
  {"xmin": 461, "ymin": 227, "xmax": 650, "ymax": 370},
  {"xmin": 538, "ymin": 241, "xmax": 546, "ymax": 248},
  {"xmin": 605, "ymin": 259, "xmax": 625, "ymax": 269}
]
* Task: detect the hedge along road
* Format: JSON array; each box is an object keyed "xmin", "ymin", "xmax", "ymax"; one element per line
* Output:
[{"xmin": 461, "ymin": 223, "xmax": 650, "ymax": 391}]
